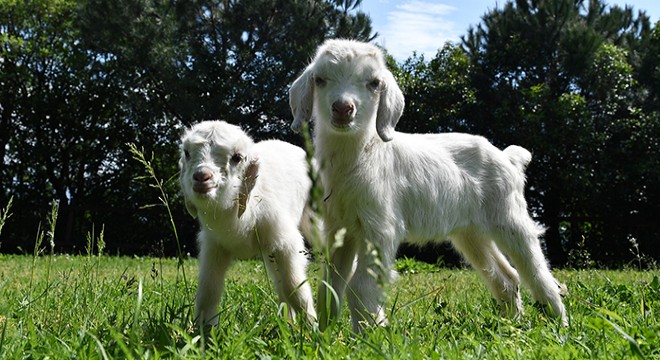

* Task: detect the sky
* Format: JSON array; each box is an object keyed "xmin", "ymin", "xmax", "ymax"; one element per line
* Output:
[{"xmin": 358, "ymin": 0, "xmax": 660, "ymax": 61}]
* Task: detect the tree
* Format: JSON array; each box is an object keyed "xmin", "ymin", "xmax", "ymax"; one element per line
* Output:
[
  {"xmin": 0, "ymin": 0, "xmax": 137, "ymax": 250},
  {"xmin": 78, "ymin": 0, "xmax": 375, "ymax": 141},
  {"xmin": 637, "ymin": 22, "xmax": 660, "ymax": 112},
  {"xmin": 583, "ymin": 44, "xmax": 660, "ymax": 263},
  {"xmin": 1, "ymin": 0, "xmax": 375, "ymax": 254},
  {"xmin": 393, "ymin": 44, "xmax": 477, "ymax": 135}
]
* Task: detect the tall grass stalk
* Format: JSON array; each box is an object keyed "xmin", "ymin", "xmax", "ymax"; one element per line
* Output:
[
  {"xmin": 127, "ymin": 143, "xmax": 190, "ymax": 293},
  {"xmin": 86, "ymin": 224, "xmax": 106, "ymax": 270},
  {"xmin": 22, "ymin": 201, "xmax": 60, "ymax": 325},
  {"xmin": 82, "ymin": 224, "xmax": 108, "ymax": 324},
  {"xmin": 0, "ymin": 312, "xmax": 7, "ymax": 354},
  {"xmin": 128, "ymin": 142, "xmax": 193, "ymax": 333},
  {"xmin": 0, "ymin": 196, "xmax": 13, "ymax": 245},
  {"xmin": 299, "ymin": 122, "xmax": 336, "ymax": 331},
  {"xmin": 27, "ymin": 221, "xmax": 44, "ymax": 314},
  {"xmin": 43, "ymin": 200, "xmax": 59, "ymax": 315}
]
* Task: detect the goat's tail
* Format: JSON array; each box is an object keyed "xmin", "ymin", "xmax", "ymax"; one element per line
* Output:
[{"xmin": 503, "ymin": 145, "xmax": 532, "ymax": 172}]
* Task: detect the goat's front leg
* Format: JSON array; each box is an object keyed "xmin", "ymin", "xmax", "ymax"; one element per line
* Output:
[
  {"xmin": 263, "ymin": 243, "xmax": 316, "ymax": 324},
  {"xmin": 346, "ymin": 239, "xmax": 396, "ymax": 333},
  {"xmin": 317, "ymin": 232, "xmax": 358, "ymax": 331},
  {"xmin": 195, "ymin": 239, "xmax": 232, "ymax": 328}
]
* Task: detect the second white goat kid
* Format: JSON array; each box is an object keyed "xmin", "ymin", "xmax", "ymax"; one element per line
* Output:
[
  {"xmin": 289, "ymin": 39, "xmax": 567, "ymax": 332},
  {"xmin": 179, "ymin": 120, "xmax": 316, "ymax": 327}
]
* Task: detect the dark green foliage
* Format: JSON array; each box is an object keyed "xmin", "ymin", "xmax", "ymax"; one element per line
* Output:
[
  {"xmin": 0, "ymin": 0, "xmax": 372, "ymax": 255},
  {"xmin": 0, "ymin": 0, "xmax": 657, "ymax": 267},
  {"xmin": 389, "ymin": 0, "xmax": 658, "ymax": 267}
]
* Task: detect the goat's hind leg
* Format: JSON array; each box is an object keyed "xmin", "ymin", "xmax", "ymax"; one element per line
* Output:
[
  {"xmin": 451, "ymin": 228, "xmax": 523, "ymax": 319},
  {"xmin": 493, "ymin": 220, "xmax": 568, "ymax": 326}
]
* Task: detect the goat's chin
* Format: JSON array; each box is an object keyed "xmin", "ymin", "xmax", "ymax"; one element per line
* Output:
[
  {"xmin": 330, "ymin": 116, "xmax": 353, "ymax": 129},
  {"xmin": 185, "ymin": 183, "xmax": 219, "ymax": 199},
  {"xmin": 324, "ymin": 117, "xmax": 364, "ymax": 135},
  {"xmin": 186, "ymin": 189, "xmax": 230, "ymax": 214},
  {"xmin": 192, "ymin": 184, "xmax": 217, "ymax": 194}
]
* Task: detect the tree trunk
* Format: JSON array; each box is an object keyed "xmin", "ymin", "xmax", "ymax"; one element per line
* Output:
[{"xmin": 542, "ymin": 193, "xmax": 567, "ymax": 267}]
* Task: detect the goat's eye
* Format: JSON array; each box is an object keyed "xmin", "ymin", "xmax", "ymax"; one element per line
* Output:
[
  {"xmin": 368, "ymin": 79, "xmax": 381, "ymax": 90},
  {"xmin": 314, "ymin": 76, "xmax": 326, "ymax": 87},
  {"xmin": 230, "ymin": 153, "xmax": 243, "ymax": 165},
  {"xmin": 183, "ymin": 150, "xmax": 191, "ymax": 160}
]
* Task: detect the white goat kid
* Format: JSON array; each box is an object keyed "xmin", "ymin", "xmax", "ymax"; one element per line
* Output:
[
  {"xmin": 179, "ymin": 120, "xmax": 316, "ymax": 327},
  {"xmin": 289, "ymin": 39, "xmax": 567, "ymax": 332}
]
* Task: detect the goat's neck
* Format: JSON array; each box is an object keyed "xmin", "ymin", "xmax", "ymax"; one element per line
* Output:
[
  {"xmin": 196, "ymin": 195, "xmax": 257, "ymax": 237},
  {"xmin": 314, "ymin": 129, "xmax": 381, "ymax": 173}
]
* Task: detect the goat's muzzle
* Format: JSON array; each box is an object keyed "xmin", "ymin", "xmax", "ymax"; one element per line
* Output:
[
  {"xmin": 331, "ymin": 100, "xmax": 355, "ymax": 127},
  {"xmin": 192, "ymin": 168, "xmax": 215, "ymax": 194}
]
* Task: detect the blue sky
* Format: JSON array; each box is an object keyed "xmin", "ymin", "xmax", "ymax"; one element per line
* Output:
[{"xmin": 358, "ymin": 0, "xmax": 660, "ymax": 61}]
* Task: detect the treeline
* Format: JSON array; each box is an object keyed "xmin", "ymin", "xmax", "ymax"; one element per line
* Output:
[
  {"xmin": 0, "ymin": 0, "xmax": 658, "ymax": 267},
  {"xmin": 393, "ymin": 0, "xmax": 659, "ymax": 267}
]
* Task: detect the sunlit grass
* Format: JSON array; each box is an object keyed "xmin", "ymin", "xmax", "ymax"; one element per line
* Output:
[{"xmin": 0, "ymin": 254, "xmax": 657, "ymax": 359}]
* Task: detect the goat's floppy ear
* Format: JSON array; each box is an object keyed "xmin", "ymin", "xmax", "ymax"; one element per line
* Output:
[
  {"xmin": 376, "ymin": 71, "xmax": 405, "ymax": 142},
  {"xmin": 289, "ymin": 66, "xmax": 314, "ymax": 133},
  {"xmin": 184, "ymin": 197, "xmax": 198, "ymax": 219},
  {"xmin": 237, "ymin": 157, "xmax": 260, "ymax": 218}
]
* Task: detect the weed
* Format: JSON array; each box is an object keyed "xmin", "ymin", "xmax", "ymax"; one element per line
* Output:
[
  {"xmin": 127, "ymin": 143, "xmax": 189, "ymax": 275},
  {"xmin": 127, "ymin": 142, "xmax": 193, "ymax": 323},
  {"xmin": 0, "ymin": 196, "xmax": 13, "ymax": 248},
  {"xmin": 567, "ymin": 235, "xmax": 596, "ymax": 269},
  {"xmin": 628, "ymin": 235, "xmax": 657, "ymax": 270}
]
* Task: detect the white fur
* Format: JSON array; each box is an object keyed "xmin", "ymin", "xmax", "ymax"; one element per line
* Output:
[
  {"xmin": 289, "ymin": 39, "xmax": 567, "ymax": 331},
  {"xmin": 179, "ymin": 120, "xmax": 316, "ymax": 327}
]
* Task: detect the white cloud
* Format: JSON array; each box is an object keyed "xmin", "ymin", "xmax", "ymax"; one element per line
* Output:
[
  {"xmin": 397, "ymin": 1, "xmax": 455, "ymax": 15},
  {"xmin": 377, "ymin": 1, "xmax": 460, "ymax": 61}
]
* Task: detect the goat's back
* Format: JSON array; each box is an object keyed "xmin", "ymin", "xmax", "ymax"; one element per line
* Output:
[
  {"xmin": 250, "ymin": 140, "xmax": 311, "ymax": 220},
  {"xmin": 318, "ymin": 131, "xmax": 532, "ymax": 241}
]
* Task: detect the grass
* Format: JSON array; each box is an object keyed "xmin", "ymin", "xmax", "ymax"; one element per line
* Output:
[
  {"xmin": 0, "ymin": 254, "xmax": 658, "ymax": 359},
  {"xmin": 2, "ymin": 143, "xmax": 657, "ymax": 359}
]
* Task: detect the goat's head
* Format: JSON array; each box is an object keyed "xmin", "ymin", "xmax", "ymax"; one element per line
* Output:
[
  {"xmin": 179, "ymin": 121, "xmax": 259, "ymax": 218},
  {"xmin": 289, "ymin": 39, "xmax": 405, "ymax": 142}
]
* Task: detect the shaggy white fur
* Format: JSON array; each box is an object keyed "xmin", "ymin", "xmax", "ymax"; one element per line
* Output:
[
  {"xmin": 179, "ymin": 120, "xmax": 316, "ymax": 327},
  {"xmin": 289, "ymin": 39, "xmax": 567, "ymax": 331}
]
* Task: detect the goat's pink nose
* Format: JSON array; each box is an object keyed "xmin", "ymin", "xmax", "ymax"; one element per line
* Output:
[
  {"xmin": 332, "ymin": 101, "xmax": 355, "ymax": 116},
  {"xmin": 193, "ymin": 169, "xmax": 213, "ymax": 182}
]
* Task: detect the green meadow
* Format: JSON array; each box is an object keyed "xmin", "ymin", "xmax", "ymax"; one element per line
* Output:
[{"xmin": 0, "ymin": 254, "xmax": 658, "ymax": 359}]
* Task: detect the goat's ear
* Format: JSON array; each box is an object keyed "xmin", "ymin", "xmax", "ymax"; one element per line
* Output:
[
  {"xmin": 289, "ymin": 66, "xmax": 314, "ymax": 133},
  {"xmin": 376, "ymin": 71, "xmax": 404, "ymax": 142},
  {"xmin": 237, "ymin": 157, "xmax": 260, "ymax": 218},
  {"xmin": 184, "ymin": 197, "xmax": 198, "ymax": 219}
]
